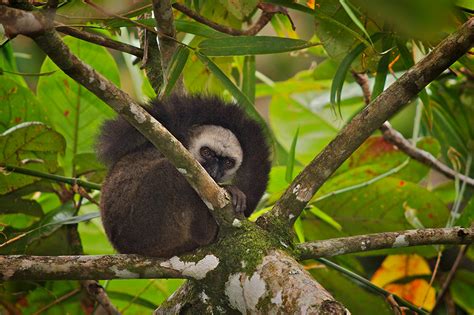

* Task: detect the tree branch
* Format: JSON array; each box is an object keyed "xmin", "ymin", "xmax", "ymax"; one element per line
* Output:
[
  {"xmin": 172, "ymin": 3, "xmax": 282, "ymax": 36},
  {"xmin": 1, "ymin": 164, "xmax": 101, "ymax": 190},
  {"xmin": 297, "ymin": 227, "xmax": 474, "ymax": 260},
  {"xmin": 0, "ymin": 5, "xmax": 236, "ymax": 226},
  {"xmin": 56, "ymin": 24, "xmax": 144, "ymax": 58},
  {"xmin": 81, "ymin": 280, "xmax": 120, "ymax": 315},
  {"xmin": 380, "ymin": 122, "xmax": 474, "ymax": 186},
  {"xmin": 0, "ymin": 254, "xmax": 197, "ymax": 281},
  {"xmin": 257, "ymin": 17, "xmax": 474, "ymax": 231},
  {"xmin": 352, "ymin": 71, "xmax": 474, "ymax": 187}
]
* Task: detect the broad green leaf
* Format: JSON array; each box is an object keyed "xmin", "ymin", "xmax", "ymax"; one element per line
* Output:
[
  {"xmin": 0, "ymin": 195, "xmax": 42, "ymax": 216},
  {"xmin": 269, "ymin": 96, "xmax": 337, "ymax": 164},
  {"xmin": 74, "ymin": 152, "xmax": 107, "ymax": 184},
  {"xmin": 256, "ymin": 80, "xmax": 332, "ymax": 98},
  {"xmin": 304, "ymin": 177, "xmax": 449, "ymax": 256},
  {"xmin": 0, "ymin": 43, "xmax": 26, "ymax": 86},
  {"xmin": 0, "ymin": 202, "xmax": 77, "ymax": 254},
  {"xmin": 0, "ymin": 122, "xmax": 66, "ymax": 194},
  {"xmin": 107, "ymin": 291, "xmax": 158, "ymax": 310},
  {"xmin": 218, "ymin": 0, "xmax": 258, "ymax": 20},
  {"xmin": 22, "ymin": 281, "xmax": 82, "ymax": 314},
  {"xmin": 339, "ymin": 0, "xmax": 372, "ymax": 44},
  {"xmin": 198, "ymin": 36, "xmax": 318, "ymax": 56},
  {"xmin": 0, "ymin": 77, "xmax": 47, "ymax": 132},
  {"xmin": 36, "ymin": 36, "xmax": 120, "ymax": 176}
]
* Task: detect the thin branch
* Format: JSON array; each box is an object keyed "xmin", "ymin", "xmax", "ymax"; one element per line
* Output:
[
  {"xmin": 0, "ymin": 5, "xmax": 236, "ymax": 225},
  {"xmin": 1, "ymin": 164, "xmax": 101, "ymax": 190},
  {"xmin": 433, "ymin": 244, "xmax": 470, "ymax": 311},
  {"xmin": 380, "ymin": 122, "xmax": 474, "ymax": 187},
  {"xmin": 81, "ymin": 280, "xmax": 120, "ymax": 315},
  {"xmin": 352, "ymin": 71, "xmax": 474, "ymax": 187},
  {"xmin": 297, "ymin": 227, "xmax": 474, "ymax": 260},
  {"xmin": 257, "ymin": 17, "xmax": 474, "ymax": 231},
  {"xmin": 172, "ymin": 3, "xmax": 282, "ymax": 36},
  {"xmin": 0, "ymin": 254, "xmax": 190, "ymax": 281},
  {"xmin": 56, "ymin": 24, "xmax": 144, "ymax": 58}
]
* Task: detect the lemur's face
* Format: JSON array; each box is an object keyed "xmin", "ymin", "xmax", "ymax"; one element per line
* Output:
[{"xmin": 187, "ymin": 125, "xmax": 243, "ymax": 183}]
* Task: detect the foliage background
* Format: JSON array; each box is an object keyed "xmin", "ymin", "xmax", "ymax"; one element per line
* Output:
[{"xmin": 0, "ymin": 0, "xmax": 473, "ymax": 313}]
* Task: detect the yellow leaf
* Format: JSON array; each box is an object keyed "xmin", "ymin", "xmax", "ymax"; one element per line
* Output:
[
  {"xmin": 371, "ymin": 255, "xmax": 435, "ymax": 311},
  {"xmin": 371, "ymin": 254, "xmax": 431, "ymax": 287},
  {"xmin": 385, "ymin": 279, "xmax": 436, "ymax": 311}
]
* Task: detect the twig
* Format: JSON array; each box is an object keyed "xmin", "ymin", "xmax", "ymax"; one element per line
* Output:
[
  {"xmin": 1, "ymin": 164, "xmax": 101, "ymax": 190},
  {"xmin": 31, "ymin": 288, "xmax": 81, "ymax": 315},
  {"xmin": 433, "ymin": 244, "xmax": 469, "ymax": 311},
  {"xmin": 82, "ymin": 280, "xmax": 120, "ymax": 315},
  {"xmin": 380, "ymin": 123, "xmax": 474, "ymax": 187},
  {"xmin": 257, "ymin": 17, "xmax": 474, "ymax": 231},
  {"xmin": 297, "ymin": 227, "xmax": 474, "ymax": 259},
  {"xmin": 172, "ymin": 3, "xmax": 285, "ymax": 36},
  {"xmin": 138, "ymin": 12, "xmax": 163, "ymax": 93},
  {"xmin": 56, "ymin": 24, "xmax": 144, "ymax": 58}
]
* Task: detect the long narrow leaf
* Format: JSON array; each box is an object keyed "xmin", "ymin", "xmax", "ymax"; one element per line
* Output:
[
  {"xmin": 198, "ymin": 36, "xmax": 318, "ymax": 56},
  {"xmin": 160, "ymin": 45, "xmax": 190, "ymax": 97},
  {"xmin": 372, "ymin": 35, "xmax": 393, "ymax": 99},
  {"xmin": 242, "ymin": 55, "xmax": 256, "ymax": 103},
  {"xmin": 265, "ymin": 0, "xmax": 372, "ymax": 48},
  {"xmin": 195, "ymin": 52, "xmax": 263, "ymax": 125},
  {"xmin": 339, "ymin": 0, "xmax": 373, "ymax": 46},
  {"xmin": 330, "ymin": 33, "xmax": 382, "ymax": 108},
  {"xmin": 285, "ymin": 127, "xmax": 299, "ymax": 183}
]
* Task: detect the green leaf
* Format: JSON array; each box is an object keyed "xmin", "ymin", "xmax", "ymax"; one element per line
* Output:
[
  {"xmin": 294, "ymin": 217, "xmax": 305, "ymax": 243},
  {"xmin": 330, "ymin": 33, "xmax": 382, "ymax": 107},
  {"xmin": 107, "ymin": 291, "xmax": 158, "ymax": 310},
  {"xmin": 269, "ymin": 96, "xmax": 337, "ymax": 164},
  {"xmin": 0, "ymin": 122, "xmax": 66, "ymax": 194},
  {"xmin": 36, "ymin": 36, "xmax": 120, "ymax": 176},
  {"xmin": 198, "ymin": 36, "xmax": 318, "ymax": 56},
  {"xmin": 242, "ymin": 55, "xmax": 256, "ymax": 103},
  {"xmin": 0, "ymin": 195, "xmax": 42, "ymax": 217},
  {"xmin": 309, "ymin": 267, "xmax": 393, "ymax": 315},
  {"xmin": 195, "ymin": 52, "xmax": 264, "ymax": 125},
  {"xmin": 285, "ymin": 127, "xmax": 299, "ymax": 183},
  {"xmin": 0, "ymin": 43, "xmax": 26, "ymax": 86},
  {"xmin": 306, "ymin": 177, "xmax": 449, "ymax": 256},
  {"xmin": 307, "ymin": 205, "xmax": 342, "ymax": 231},
  {"xmin": 0, "ymin": 202, "xmax": 77, "ymax": 254},
  {"xmin": 161, "ymin": 45, "xmax": 190, "ymax": 97},
  {"xmin": 371, "ymin": 35, "xmax": 393, "ymax": 99},
  {"xmin": 339, "ymin": 0, "xmax": 372, "ymax": 45},
  {"xmin": 451, "ymin": 270, "xmax": 474, "ymax": 314},
  {"xmin": 0, "ymin": 77, "xmax": 48, "ymax": 132}
]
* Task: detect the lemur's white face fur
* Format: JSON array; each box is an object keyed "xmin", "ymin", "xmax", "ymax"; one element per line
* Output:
[{"xmin": 188, "ymin": 125, "xmax": 243, "ymax": 183}]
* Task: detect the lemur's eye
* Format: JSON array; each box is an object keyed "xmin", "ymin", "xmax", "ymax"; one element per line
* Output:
[
  {"xmin": 224, "ymin": 158, "xmax": 235, "ymax": 169},
  {"xmin": 200, "ymin": 147, "xmax": 213, "ymax": 158}
]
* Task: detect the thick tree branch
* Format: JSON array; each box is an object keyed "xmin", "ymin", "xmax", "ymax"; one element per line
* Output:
[
  {"xmin": 0, "ymin": 5, "xmax": 235, "ymax": 225},
  {"xmin": 0, "ymin": 254, "xmax": 223, "ymax": 281},
  {"xmin": 297, "ymin": 227, "xmax": 474, "ymax": 260},
  {"xmin": 352, "ymin": 71, "xmax": 474, "ymax": 187},
  {"xmin": 56, "ymin": 24, "xmax": 144, "ymax": 58},
  {"xmin": 257, "ymin": 17, "xmax": 474, "ymax": 230}
]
